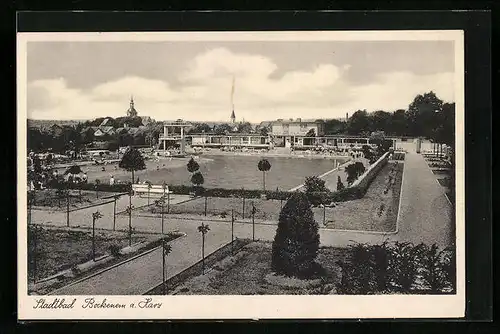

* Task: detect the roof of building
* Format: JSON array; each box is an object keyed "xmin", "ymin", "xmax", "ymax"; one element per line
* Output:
[
  {"xmin": 271, "ymin": 118, "xmax": 323, "ymax": 125},
  {"xmin": 100, "ymin": 126, "xmax": 115, "ymax": 133},
  {"xmin": 100, "ymin": 118, "xmax": 111, "ymax": 127},
  {"xmin": 115, "ymin": 127, "xmax": 127, "ymax": 133}
]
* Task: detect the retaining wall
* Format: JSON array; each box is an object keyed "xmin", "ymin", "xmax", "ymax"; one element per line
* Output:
[{"xmin": 350, "ymin": 151, "xmax": 390, "ymax": 193}]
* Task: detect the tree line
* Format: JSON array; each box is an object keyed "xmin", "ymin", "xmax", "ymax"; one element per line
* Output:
[
  {"xmin": 27, "ymin": 120, "xmax": 164, "ymax": 154},
  {"xmin": 322, "ymin": 91, "xmax": 455, "ymax": 146}
]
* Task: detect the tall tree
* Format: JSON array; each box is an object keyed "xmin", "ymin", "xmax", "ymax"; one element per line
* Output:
[
  {"xmin": 118, "ymin": 147, "xmax": 146, "ymax": 184},
  {"xmin": 371, "ymin": 110, "xmax": 392, "ymax": 133},
  {"xmin": 236, "ymin": 121, "xmax": 253, "ymax": 133},
  {"xmin": 188, "ymin": 123, "xmax": 212, "ymax": 134},
  {"xmin": 347, "ymin": 110, "xmax": 372, "ymax": 135},
  {"xmin": 257, "ymin": 158, "xmax": 272, "ymax": 191},
  {"xmin": 390, "ymin": 109, "xmax": 408, "ymax": 136},
  {"xmin": 213, "ymin": 123, "xmax": 233, "ymax": 135},
  {"xmin": 271, "ymin": 192, "xmax": 320, "ymax": 277},
  {"xmin": 324, "ymin": 119, "xmax": 347, "ymax": 135},
  {"xmin": 406, "ymin": 91, "xmax": 444, "ymax": 137}
]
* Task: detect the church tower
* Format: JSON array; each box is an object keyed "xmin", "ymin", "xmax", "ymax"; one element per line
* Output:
[{"xmin": 127, "ymin": 96, "xmax": 138, "ymax": 117}]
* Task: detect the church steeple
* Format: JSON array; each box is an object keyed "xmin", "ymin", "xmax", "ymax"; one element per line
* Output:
[
  {"xmin": 127, "ymin": 95, "xmax": 138, "ymax": 117},
  {"xmin": 230, "ymin": 109, "xmax": 236, "ymax": 124}
]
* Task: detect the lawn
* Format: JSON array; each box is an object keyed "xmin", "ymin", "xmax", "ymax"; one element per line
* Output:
[
  {"xmin": 136, "ymin": 161, "xmax": 404, "ymax": 233},
  {"xmin": 27, "ymin": 226, "xmax": 171, "ymax": 282},
  {"xmin": 322, "ymin": 161, "xmax": 404, "ymax": 232},
  {"xmin": 30, "ymin": 189, "xmax": 121, "ymax": 210},
  {"xmin": 172, "ymin": 241, "xmax": 350, "ymax": 295},
  {"xmin": 145, "ymin": 196, "xmax": 283, "ymax": 221}
]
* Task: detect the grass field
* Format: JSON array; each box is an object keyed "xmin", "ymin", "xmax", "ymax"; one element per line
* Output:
[
  {"xmin": 322, "ymin": 161, "xmax": 404, "ymax": 232},
  {"xmin": 27, "ymin": 226, "xmax": 149, "ymax": 281},
  {"xmin": 30, "ymin": 189, "xmax": 120, "ymax": 210},
  {"xmin": 172, "ymin": 241, "xmax": 350, "ymax": 295},
  {"xmin": 137, "ymin": 161, "xmax": 404, "ymax": 233}
]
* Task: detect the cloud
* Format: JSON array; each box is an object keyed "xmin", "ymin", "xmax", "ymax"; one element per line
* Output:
[{"xmin": 27, "ymin": 48, "xmax": 455, "ymax": 122}]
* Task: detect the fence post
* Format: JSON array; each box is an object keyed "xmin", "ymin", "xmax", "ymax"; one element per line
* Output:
[
  {"xmin": 204, "ymin": 196, "xmax": 208, "ymax": 216},
  {"xmin": 167, "ymin": 191, "xmax": 170, "ymax": 213},
  {"xmin": 128, "ymin": 193, "xmax": 132, "ymax": 247},
  {"xmin": 161, "ymin": 197, "xmax": 165, "ymax": 234},
  {"xmin": 162, "ymin": 245, "xmax": 166, "ymax": 295},
  {"xmin": 92, "ymin": 217, "xmax": 96, "ymax": 261}
]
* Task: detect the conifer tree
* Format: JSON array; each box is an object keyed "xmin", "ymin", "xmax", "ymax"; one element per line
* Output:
[{"xmin": 271, "ymin": 192, "xmax": 320, "ymax": 277}]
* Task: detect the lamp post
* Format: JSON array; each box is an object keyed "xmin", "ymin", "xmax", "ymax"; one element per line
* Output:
[
  {"xmin": 197, "ymin": 223, "xmax": 210, "ymax": 274},
  {"xmin": 112, "ymin": 195, "xmax": 120, "ymax": 231},
  {"xmin": 162, "ymin": 181, "xmax": 169, "ymax": 214},
  {"xmin": 155, "ymin": 198, "xmax": 165, "ymax": 235},
  {"xmin": 251, "ymin": 203, "xmax": 256, "ymax": 241},
  {"xmin": 125, "ymin": 191, "xmax": 134, "ymax": 247},
  {"xmin": 66, "ymin": 189, "xmax": 70, "ymax": 227},
  {"xmin": 92, "ymin": 210, "xmax": 103, "ymax": 261},
  {"xmin": 231, "ymin": 209, "xmax": 234, "ymax": 254},
  {"xmin": 162, "ymin": 240, "xmax": 172, "ymax": 295}
]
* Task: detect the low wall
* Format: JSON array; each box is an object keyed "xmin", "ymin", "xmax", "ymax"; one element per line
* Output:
[{"xmin": 350, "ymin": 152, "xmax": 390, "ymax": 192}]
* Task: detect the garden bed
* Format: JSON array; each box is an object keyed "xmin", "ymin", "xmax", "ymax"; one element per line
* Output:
[
  {"xmin": 171, "ymin": 241, "xmax": 350, "ymax": 295},
  {"xmin": 27, "ymin": 225, "xmax": 181, "ymax": 294},
  {"xmin": 321, "ymin": 161, "xmax": 404, "ymax": 232},
  {"xmin": 29, "ymin": 189, "xmax": 123, "ymax": 210},
  {"xmin": 141, "ymin": 196, "xmax": 283, "ymax": 221}
]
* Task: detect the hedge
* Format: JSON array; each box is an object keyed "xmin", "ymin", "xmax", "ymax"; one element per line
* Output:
[{"xmin": 48, "ymin": 164, "xmax": 387, "ymax": 204}]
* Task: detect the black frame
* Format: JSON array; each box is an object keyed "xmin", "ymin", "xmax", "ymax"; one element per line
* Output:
[{"xmin": 5, "ymin": 9, "xmax": 492, "ymax": 328}]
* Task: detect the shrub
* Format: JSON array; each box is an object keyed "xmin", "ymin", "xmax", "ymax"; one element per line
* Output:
[
  {"xmin": 336, "ymin": 176, "xmax": 345, "ymax": 191},
  {"xmin": 191, "ymin": 171, "xmax": 205, "ymax": 188},
  {"xmin": 390, "ymin": 242, "xmax": 424, "ymax": 292},
  {"xmin": 345, "ymin": 162, "xmax": 365, "ymax": 185},
  {"xmin": 336, "ymin": 242, "xmax": 455, "ymax": 294},
  {"xmin": 304, "ymin": 176, "xmax": 329, "ymax": 207},
  {"xmin": 186, "ymin": 157, "xmax": 200, "ymax": 173},
  {"xmin": 109, "ymin": 244, "xmax": 121, "ymax": 257},
  {"xmin": 419, "ymin": 244, "xmax": 455, "ymax": 293},
  {"xmin": 271, "ymin": 192, "xmax": 320, "ymax": 278}
]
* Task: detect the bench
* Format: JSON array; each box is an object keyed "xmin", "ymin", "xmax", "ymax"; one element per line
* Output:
[{"xmin": 132, "ymin": 184, "xmax": 171, "ymax": 197}]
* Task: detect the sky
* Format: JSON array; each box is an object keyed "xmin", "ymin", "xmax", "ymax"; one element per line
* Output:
[{"xmin": 26, "ymin": 40, "xmax": 456, "ymax": 122}]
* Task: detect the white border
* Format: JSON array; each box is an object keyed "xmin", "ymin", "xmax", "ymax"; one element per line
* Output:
[{"xmin": 17, "ymin": 30, "xmax": 465, "ymax": 320}]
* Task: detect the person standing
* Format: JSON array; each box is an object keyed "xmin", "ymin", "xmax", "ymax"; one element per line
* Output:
[{"xmin": 109, "ymin": 175, "xmax": 115, "ymax": 186}]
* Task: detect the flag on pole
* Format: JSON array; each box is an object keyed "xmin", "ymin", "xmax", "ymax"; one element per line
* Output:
[{"xmin": 230, "ymin": 75, "xmax": 235, "ymax": 109}]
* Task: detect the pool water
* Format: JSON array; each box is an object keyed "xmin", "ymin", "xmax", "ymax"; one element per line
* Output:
[{"xmin": 84, "ymin": 155, "xmax": 349, "ymax": 191}]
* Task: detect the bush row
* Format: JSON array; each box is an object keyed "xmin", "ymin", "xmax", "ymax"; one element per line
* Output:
[
  {"xmin": 47, "ymin": 181, "xmax": 374, "ymax": 204},
  {"xmin": 336, "ymin": 242, "xmax": 456, "ymax": 294},
  {"xmin": 49, "ymin": 181, "xmax": 132, "ymax": 193}
]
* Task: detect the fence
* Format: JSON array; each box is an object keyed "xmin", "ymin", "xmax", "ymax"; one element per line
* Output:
[{"xmin": 143, "ymin": 238, "xmax": 251, "ymax": 295}]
